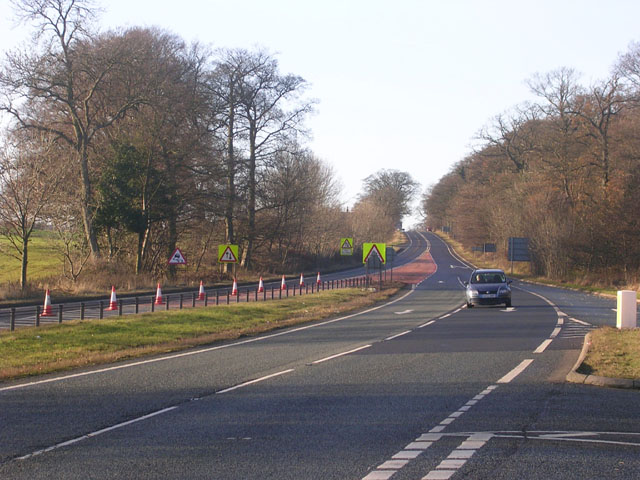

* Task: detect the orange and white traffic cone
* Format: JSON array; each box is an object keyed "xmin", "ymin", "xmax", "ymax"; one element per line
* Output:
[
  {"xmin": 299, "ymin": 273, "xmax": 305, "ymax": 287},
  {"xmin": 231, "ymin": 278, "xmax": 238, "ymax": 296},
  {"xmin": 198, "ymin": 281, "xmax": 205, "ymax": 301},
  {"xmin": 280, "ymin": 275, "xmax": 287, "ymax": 290},
  {"xmin": 155, "ymin": 283, "xmax": 164, "ymax": 305},
  {"xmin": 106, "ymin": 286, "xmax": 118, "ymax": 311},
  {"xmin": 41, "ymin": 289, "xmax": 53, "ymax": 316},
  {"xmin": 258, "ymin": 276, "xmax": 264, "ymax": 293},
  {"xmin": 316, "ymin": 272, "xmax": 321, "ymax": 286}
]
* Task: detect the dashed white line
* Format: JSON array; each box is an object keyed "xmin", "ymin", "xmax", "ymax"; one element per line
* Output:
[
  {"xmin": 311, "ymin": 345, "xmax": 371, "ymax": 364},
  {"xmin": 534, "ymin": 339, "xmax": 553, "ymax": 353},
  {"xmin": 497, "ymin": 359, "xmax": 534, "ymax": 383},
  {"xmin": 216, "ymin": 369, "xmax": 294, "ymax": 394},
  {"xmin": 418, "ymin": 320, "xmax": 436, "ymax": 328},
  {"xmin": 18, "ymin": 406, "xmax": 178, "ymax": 460},
  {"xmin": 385, "ymin": 330, "xmax": 412, "ymax": 341}
]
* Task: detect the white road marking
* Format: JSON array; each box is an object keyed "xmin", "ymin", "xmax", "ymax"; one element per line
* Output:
[
  {"xmin": 534, "ymin": 339, "xmax": 553, "ymax": 353},
  {"xmin": 216, "ymin": 369, "xmax": 294, "ymax": 394},
  {"xmin": 418, "ymin": 320, "xmax": 436, "ymax": 328},
  {"xmin": 385, "ymin": 330, "xmax": 412, "ymax": 341},
  {"xmin": 570, "ymin": 317, "xmax": 592, "ymax": 326},
  {"xmin": 550, "ymin": 326, "xmax": 561, "ymax": 338},
  {"xmin": 312, "ymin": 345, "xmax": 372, "ymax": 364},
  {"xmin": 17, "ymin": 406, "xmax": 178, "ymax": 460},
  {"xmin": 497, "ymin": 359, "xmax": 534, "ymax": 383},
  {"xmin": 394, "ymin": 309, "xmax": 414, "ymax": 315}
]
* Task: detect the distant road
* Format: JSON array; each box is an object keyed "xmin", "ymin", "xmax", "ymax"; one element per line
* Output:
[{"xmin": 2, "ymin": 231, "xmax": 638, "ymax": 479}]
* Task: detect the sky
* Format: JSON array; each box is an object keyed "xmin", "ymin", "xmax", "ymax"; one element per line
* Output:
[{"xmin": 2, "ymin": 0, "xmax": 640, "ymax": 227}]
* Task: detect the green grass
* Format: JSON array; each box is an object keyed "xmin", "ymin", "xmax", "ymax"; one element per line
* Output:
[
  {"xmin": 0, "ymin": 287, "xmax": 400, "ymax": 380},
  {"xmin": 578, "ymin": 327, "xmax": 640, "ymax": 379},
  {"xmin": 0, "ymin": 230, "xmax": 62, "ymax": 284}
]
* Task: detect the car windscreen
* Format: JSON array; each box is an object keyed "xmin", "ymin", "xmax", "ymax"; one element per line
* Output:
[{"xmin": 470, "ymin": 272, "xmax": 506, "ymax": 284}]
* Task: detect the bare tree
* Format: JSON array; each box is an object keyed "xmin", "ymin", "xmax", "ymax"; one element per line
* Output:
[
  {"xmin": 0, "ymin": 131, "xmax": 64, "ymax": 289},
  {"xmin": 0, "ymin": 0, "xmax": 151, "ymax": 261}
]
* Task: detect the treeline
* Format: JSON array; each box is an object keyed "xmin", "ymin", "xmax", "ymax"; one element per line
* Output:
[
  {"xmin": 422, "ymin": 43, "xmax": 640, "ymax": 284},
  {"xmin": 0, "ymin": 1, "xmax": 417, "ymax": 291}
]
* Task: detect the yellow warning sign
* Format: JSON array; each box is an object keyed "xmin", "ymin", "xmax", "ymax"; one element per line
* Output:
[
  {"xmin": 340, "ymin": 237, "xmax": 354, "ymax": 256},
  {"xmin": 362, "ymin": 243, "xmax": 386, "ymax": 264},
  {"xmin": 218, "ymin": 244, "xmax": 239, "ymax": 263}
]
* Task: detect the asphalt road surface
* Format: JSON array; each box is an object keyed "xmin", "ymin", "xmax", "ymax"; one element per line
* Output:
[{"xmin": 1, "ymin": 231, "xmax": 638, "ymax": 479}]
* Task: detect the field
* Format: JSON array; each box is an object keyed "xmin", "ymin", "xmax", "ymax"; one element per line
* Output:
[{"xmin": 0, "ymin": 230, "xmax": 62, "ymax": 285}]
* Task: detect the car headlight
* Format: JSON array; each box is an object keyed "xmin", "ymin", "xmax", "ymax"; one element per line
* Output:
[{"xmin": 468, "ymin": 289, "xmax": 479, "ymax": 297}]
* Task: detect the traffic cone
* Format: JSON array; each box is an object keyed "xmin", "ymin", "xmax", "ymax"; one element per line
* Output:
[
  {"xmin": 258, "ymin": 276, "xmax": 264, "ymax": 293},
  {"xmin": 299, "ymin": 273, "xmax": 305, "ymax": 287},
  {"xmin": 316, "ymin": 272, "xmax": 321, "ymax": 285},
  {"xmin": 155, "ymin": 283, "xmax": 164, "ymax": 305},
  {"xmin": 106, "ymin": 286, "xmax": 118, "ymax": 311},
  {"xmin": 281, "ymin": 275, "xmax": 287, "ymax": 290},
  {"xmin": 41, "ymin": 289, "xmax": 53, "ymax": 316},
  {"xmin": 198, "ymin": 281, "xmax": 205, "ymax": 301},
  {"xmin": 231, "ymin": 278, "xmax": 238, "ymax": 296}
]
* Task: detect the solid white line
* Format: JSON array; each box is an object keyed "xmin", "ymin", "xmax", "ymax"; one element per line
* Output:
[
  {"xmin": 216, "ymin": 369, "xmax": 294, "ymax": 394},
  {"xmin": 534, "ymin": 339, "xmax": 553, "ymax": 354},
  {"xmin": 2, "ymin": 288, "xmax": 418, "ymax": 393},
  {"xmin": 312, "ymin": 345, "xmax": 372, "ymax": 364},
  {"xmin": 18, "ymin": 406, "xmax": 178, "ymax": 460},
  {"xmin": 497, "ymin": 359, "xmax": 534, "ymax": 383},
  {"xmin": 385, "ymin": 330, "xmax": 412, "ymax": 341}
]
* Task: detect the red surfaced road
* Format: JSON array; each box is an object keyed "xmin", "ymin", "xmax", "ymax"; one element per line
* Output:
[{"xmin": 391, "ymin": 250, "xmax": 437, "ymax": 285}]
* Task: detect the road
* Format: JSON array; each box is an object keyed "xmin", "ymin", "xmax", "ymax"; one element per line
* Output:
[{"xmin": 1, "ymin": 232, "xmax": 639, "ymax": 479}]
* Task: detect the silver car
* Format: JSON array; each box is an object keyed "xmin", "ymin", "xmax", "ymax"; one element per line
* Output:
[{"xmin": 465, "ymin": 269, "xmax": 512, "ymax": 308}]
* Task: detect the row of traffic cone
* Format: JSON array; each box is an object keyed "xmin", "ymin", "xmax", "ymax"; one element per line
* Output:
[{"xmin": 40, "ymin": 272, "xmax": 325, "ymax": 315}]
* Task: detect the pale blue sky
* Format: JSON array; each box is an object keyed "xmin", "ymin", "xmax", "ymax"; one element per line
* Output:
[{"xmin": 2, "ymin": 0, "xmax": 640, "ymax": 226}]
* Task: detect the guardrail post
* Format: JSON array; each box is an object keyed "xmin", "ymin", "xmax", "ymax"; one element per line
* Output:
[
  {"xmin": 151, "ymin": 297, "xmax": 155, "ymax": 313},
  {"xmin": 227, "ymin": 291, "xmax": 230, "ymax": 305},
  {"xmin": 99, "ymin": 301, "xmax": 104, "ymax": 319},
  {"xmin": 81, "ymin": 302, "xmax": 85, "ymax": 320},
  {"xmin": 246, "ymin": 289, "xmax": 249, "ymax": 303},
  {"xmin": 10, "ymin": 307, "xmax": 15, "ymax": 331},
  {"xmin": 180, "ymin": 294, "xmax": 184, "ymax": 310},
  {"xmin": 58, "ymin": 304, "xmax": 63, "ymax": 324},
  {"xmin": 205, "ymin": 292, "xmax": 209, "ymax": 307},
  {"xmin": 215, "ymin": 291, "xmax": 219, "ymax": 306},
  {"xmin": 119, "ymin": 299, "xmax": 123, "ymax": 316},
  {"xmin": 36, "ymin": 305, "xmax": 40, "ymax": 327},
  {"xmin": 192, "ymin": 292, "xmax": 196, "ymax": 308},
  {"xmin": 166, "ymin": 295, "xmax": 170, "ymax": 310},
  {"xmin": 135, "ymin": 297, "xmax": 139, "ymax": 314}
]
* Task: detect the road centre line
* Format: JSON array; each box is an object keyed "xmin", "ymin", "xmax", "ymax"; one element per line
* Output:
[
  {"xmin": 534, "ymin": 339, "xmax": 553, "ymax": 354},
  {"xmin": 216, "ymin": 369, "xmax": 294, "ymax": 394},
  {"xmin": 17, "ymin": 406, "xmax": 178, "ymax": 461},
  {"xmin": 384, "ymin": 330, "xmax": 412, "ymax": 341},
  {"xmin": 418, "ymin": 320, "xmax": 436, "ymax": 328},
  {"xmin": 497, "ymin": 359, "xmax": 534, "ymax": 383},
  {"xmin": 311, "ymin": 345, "xmax": 372, "ymax": 364},
  {"xmin": 1, "ymin": 286, "xmax": 418, "ymax": 393}
]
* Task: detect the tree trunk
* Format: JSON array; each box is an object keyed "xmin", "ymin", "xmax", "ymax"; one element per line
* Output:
[
  {"xmin": 78, "ymin": 144, "xmax": 101, "ymax": 260},
  {"xmin": 20, "ymin": 237, "xmax": 28, "ymax": 291}
]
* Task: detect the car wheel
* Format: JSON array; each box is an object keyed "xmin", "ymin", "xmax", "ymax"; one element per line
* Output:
[
  {"xmin": 505, "ymin": 300, "xmax": 512, "ymax": 308},
  {"xmin": 466, "ymin": 302, "xmax": 474, "ymax": 308}
]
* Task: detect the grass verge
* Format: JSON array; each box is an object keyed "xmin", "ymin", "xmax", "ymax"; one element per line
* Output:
[
  {"xmin": 0, "ymin": 286, "xmax": 400, "ymax": 381},
  {"xmin": 578, "ymin": 327, "xmax": 640, "ymax": 379}
]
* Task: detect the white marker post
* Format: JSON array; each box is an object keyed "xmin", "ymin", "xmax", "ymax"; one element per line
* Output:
[{"xmin": 616, "ymin": 290, "xmax": 637, "ymax": 329}]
